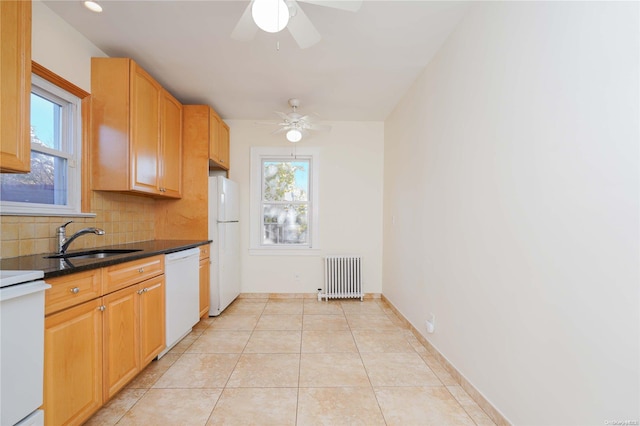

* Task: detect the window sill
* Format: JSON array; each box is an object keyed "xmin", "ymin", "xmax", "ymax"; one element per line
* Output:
[
  {"xmin": 249, "ymin": 248, "xmax": 322, "ymax": 256},
  {"xmin": 0, "ymin": 211, "xmax": 96, "ymax": 218}
]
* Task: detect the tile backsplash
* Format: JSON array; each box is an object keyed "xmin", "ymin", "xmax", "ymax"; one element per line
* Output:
[{"xmin": 0, "ymin": 191, "xmax": 155, "ymax": 259}]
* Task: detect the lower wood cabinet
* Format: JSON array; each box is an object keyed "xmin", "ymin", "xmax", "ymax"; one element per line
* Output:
[
  {"xmin": 139, "ymin": 277, "xmax": 166, "ymax": 366},
  {"xmin": 199, "ymin": 244, "xmax": 210, "ymax": 318},
  {"xmin": 103, "ymin": 284, "xmax": 140, "ymax": 400},
  {"xmin": 103, "ymin": 276, "xmax": 164, "ymax": 399},
  {"xmin": 43, "ymin": 257, "xmax": 166, "ymax": 426},
  {"xmin": 43, "ymin": 298, "xmax": 103, "ymax": 426}
]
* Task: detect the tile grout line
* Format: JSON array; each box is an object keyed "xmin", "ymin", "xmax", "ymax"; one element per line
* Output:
[
  {"xmin": 295, "ymin": 308, "xmax": 304, "ymax": 426},
  {"xmin": 204, "ymin": 301, "xmax": 265, "ymax": 425},
  {"xmin": 345, "ymin": 300, "xmax": 390, "ymax": 426}
]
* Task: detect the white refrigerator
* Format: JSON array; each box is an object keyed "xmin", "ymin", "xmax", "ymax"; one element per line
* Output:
[{"xmin": 208, "ymin": 176, "xmax": 241, "ymax": 316}]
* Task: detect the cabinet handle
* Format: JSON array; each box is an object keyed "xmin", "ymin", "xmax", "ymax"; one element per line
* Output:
[
  {"xmin": 138, "ymin": 268, "xmax": 144, "ymax": 273},
  {"xmin": 70, "ymin": 287, "xmax": 80, "ymax": 294},
  {"xmin": 137, "ymin": 289, "xmax": 144, "ymax": 295},
  {"xmin": 98, "ymin": 305, "xmax": 106, "ymax": 312},
  {"xmin": 144, "ymin": 288, "xmax": 149, "ymax": 293}
]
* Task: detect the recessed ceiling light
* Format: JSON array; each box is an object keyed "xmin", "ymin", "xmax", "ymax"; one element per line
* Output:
[{"xmin": 83, "ymin": 1, "xmax": 103, "ymax": 13}]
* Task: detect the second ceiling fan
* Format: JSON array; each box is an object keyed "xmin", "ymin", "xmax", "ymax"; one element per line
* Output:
[{"xmin": 231, "ymin": 0, "xmax": 362, "ymax": 49}]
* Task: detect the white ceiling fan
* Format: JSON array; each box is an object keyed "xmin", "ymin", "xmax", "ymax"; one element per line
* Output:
[
  {"xmin": 231, "ymin": 0, "xmax": 362, "ymax": 49},
  {"xmin": 261, "ymin": 98, "xmax": 331, "ymax": 142}
]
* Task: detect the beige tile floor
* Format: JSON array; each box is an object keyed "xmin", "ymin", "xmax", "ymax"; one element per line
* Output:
[{"xmin": 85, "ymin": 298, "xmax": 496, "ymax": 426}]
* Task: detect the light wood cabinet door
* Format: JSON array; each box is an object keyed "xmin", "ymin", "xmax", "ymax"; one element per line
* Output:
[
  {"xmin": 91, "ymin": 58, "xmax": 183, "ymax": 198},
  {"xmin": 199, "ymin": 256, "xmax": 210, "ymax": 318},
  {"xmin": 209, "ymin": 109, "xmax": 221, "ymax": 164},
  {"xmin": 208, "ymin": 108, "xmax": 230, "ymax": 170},
  {"xmin": 103, "ymin": 285, "xmax": 140, "ymax": 401},
  {"xmin": 218, "ymin": 120, "xmax": 230, "ymax": 170},
  {"xmin": 139, "ymin": 276, "xmax": 166, "ymax": 366},
  {"xmin": 0, "ymin": 0, "xmax": 31, "ymax": 173},
  {"xmin": 159, "ymin": 89, "xmax": 182, "ymax": 198},
  {"xmin": 130, "ymin": 62, "xmax": 161, "ymax": 195},
  {"xmin": 44, "ymin": 298, "xmax": 103, "ymax": 426}
]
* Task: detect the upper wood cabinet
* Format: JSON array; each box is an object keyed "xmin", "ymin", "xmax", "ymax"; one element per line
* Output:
[
  {"xmin": 159, "ymin": 90, "xmax": 182, "ymax": 197},
  {"xmin": 91, "ymin": 58, "xmax": 182, "ymax": 198},
  {"xmin": 0, "ymin": 0, "xmax": 31, "ymax": 173},
  {"xmin": 154, "ymin": 105, "xmax": 210, "ymax": 240},
  {"xmin": 219, "ymin": 119, "xmax": 230, "ymax": 169},
  {"xmin": 209, "ymin": 108, "xmax": 230, "ymax": 170}
]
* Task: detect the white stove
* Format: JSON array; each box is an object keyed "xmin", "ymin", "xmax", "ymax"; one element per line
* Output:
[{"xmin": 0, "ymin": 270, "xmax": 50, "ymax": 426}]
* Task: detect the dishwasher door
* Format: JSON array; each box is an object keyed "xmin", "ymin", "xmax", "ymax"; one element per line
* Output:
[{"xmin": 163, "ymin": 248, "xmax": 200, "ymax": 356}]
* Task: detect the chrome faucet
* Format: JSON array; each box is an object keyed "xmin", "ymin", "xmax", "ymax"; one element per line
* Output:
[{"xmin": 57, "ymin": 221, "xmax": 105, "ymax": 254}]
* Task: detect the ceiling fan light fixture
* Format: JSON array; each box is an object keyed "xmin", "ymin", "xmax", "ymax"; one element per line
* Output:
[
  {"xmin": 286, "ymin": 128, "xmax": 303, "ymax": 143},
  {"xmin": 83, "ymin": 1, "xmax": 103, "ymax": 13},
  {"xmin": 252, "ymin": 0, "xmax": 290, "ymax": 33}
]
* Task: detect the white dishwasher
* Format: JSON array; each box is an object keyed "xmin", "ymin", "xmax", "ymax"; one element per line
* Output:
[{"xmin": 160, "ymin": 248, "xmax": 200, "ymax": 357}]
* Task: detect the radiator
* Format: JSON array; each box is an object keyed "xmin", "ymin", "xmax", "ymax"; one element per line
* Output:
[{"xmin": 321, "ymin": 256, "xmax": 363, "ymax": 301}]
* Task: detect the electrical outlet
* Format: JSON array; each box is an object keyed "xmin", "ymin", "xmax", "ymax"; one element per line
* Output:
[{"xmin": 426, "ymin": 314, "xmax": 435, "ymax": 333}]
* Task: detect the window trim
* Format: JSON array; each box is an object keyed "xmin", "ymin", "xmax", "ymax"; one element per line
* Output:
[
  {"xmin": 250, "ymin": 147, "xmax": 320, "ymax": 254},
  {"xmin": 0, "ymin": 62, "xmax": 91, "ymax": 217}
]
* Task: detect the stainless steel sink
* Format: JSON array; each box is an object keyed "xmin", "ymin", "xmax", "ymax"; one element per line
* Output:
[{"xmin": 45, "ymin": 249, "xmax": 142, "ymax": 260}]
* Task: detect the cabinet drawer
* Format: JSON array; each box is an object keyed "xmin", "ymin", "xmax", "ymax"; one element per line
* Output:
[
  {"xmin": 199, "ymin": 244, "xmax": 210, "ymax": 260},
  {"xmin": 45, "ymin": 270, "xmax": 102, "ymax": 315},
  {"xmin": 103, "ymin": 255, "xmax": 164, "ymax": 294}
]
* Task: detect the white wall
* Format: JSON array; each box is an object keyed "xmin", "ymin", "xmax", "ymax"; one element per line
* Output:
[
  {"xmin": 32, "ymin": 0, "xmax": 106, "ymax": 90},
  {"xmin": 228, "ymin": 120, "xmax": 384, "ymax": 295},
  {"xmin": 383, "ymin": 2, "xmax": 639, "ymax": 425}
]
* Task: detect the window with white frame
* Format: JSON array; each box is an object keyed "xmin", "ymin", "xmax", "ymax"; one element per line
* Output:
[
  {"xmin": 250, "ymin": 147, "xmax": 320, "ymax": 253},
  {"xmin": 0, "ymin": 74, "xmax": 82, "ymax": 215}
]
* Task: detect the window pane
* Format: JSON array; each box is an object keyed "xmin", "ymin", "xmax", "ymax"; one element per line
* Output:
[
  {"xmin": 262, "ymin": 203, "xmax": 308, "ymax": 245},
  {"xmin": 31, "ymin": 93, "xmax": 62, "ymax": 150},
  {"xmin": 263, "ymin": 160, "xmax": 309, "ymax": 202},
  {"xmin": 0, "ymin": 152, "xmax": 68, "ymax": 205}
]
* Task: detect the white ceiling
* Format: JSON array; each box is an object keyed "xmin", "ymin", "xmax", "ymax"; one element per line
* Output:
[{"xmin": 42, "ymin": 0, "xmax": 469, "ymax": 121}]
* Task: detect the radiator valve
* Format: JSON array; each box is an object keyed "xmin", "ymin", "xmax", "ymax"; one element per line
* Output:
[{"xmin": 317, "ymin": 288, "xmax": 322, "ymax": 302}]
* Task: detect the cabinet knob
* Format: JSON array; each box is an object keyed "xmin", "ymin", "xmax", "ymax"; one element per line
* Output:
[
  {"xmin": 98, "ymin": 305, "xmax": 106, "ymax": 312},
  {"xmin": 138, "ymin": 268, "xmax": 144, "ymax": 273},
  {"xmin": 70, "ymin": 287, "xmax": 80, "ymax": 294}
]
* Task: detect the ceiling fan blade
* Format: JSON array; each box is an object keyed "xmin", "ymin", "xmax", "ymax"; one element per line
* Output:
[
  {"xmin": 287, "ymin": 3, "xmax": 322, "ymax": 49},
  {"xmin": 231, "ymin": 2, "xmax": 258, "ymax": 42},
  {"xmin": 297, "ymin": 0, "xmax": 362, "ymax": 12},
  {"xmin": 255, "ymin": 120, "xmax": 281, "ymax": 126},
  {"xmin": 305, "ymin": 123, "xmax": 332, "ymax": 132},
  {"xmin": 271, "ymin": 127, "xmax": 289, "ymax": 135},
  {"xmin": 274, "ymin": 111, "xmax": 290, "ymax": 120}
]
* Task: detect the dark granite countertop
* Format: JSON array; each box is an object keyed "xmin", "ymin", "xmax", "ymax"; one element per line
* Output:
[{"xmin": 0, "ymin": 240, "xmax": 211, "ymax": 279}]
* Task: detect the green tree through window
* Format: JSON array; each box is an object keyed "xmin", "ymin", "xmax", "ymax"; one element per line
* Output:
[{"xmin": 262, "ymin": 160, "xmax": 310, "ymax": 245}]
